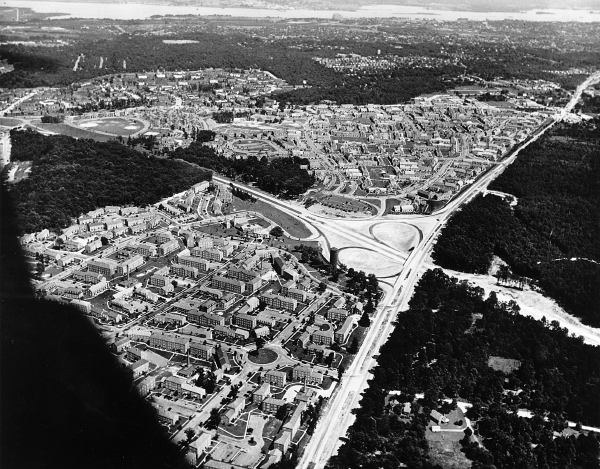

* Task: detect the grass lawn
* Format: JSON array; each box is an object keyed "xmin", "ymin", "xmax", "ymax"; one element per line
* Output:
[
  {"xmin": 0, "ymin": 117, "xmax": 24, "ymax": 126},
  {"xmin": 247, "ymin": 348, "xmax": 278, "ymax": 365},
  {"xmin": 232, "ymin": 196, "xmax": 312, "ymax": 239},
  {"xmin": 363, "ymin": 198, "xmax": 382, "ymax": 209},
  {"xmin": 286, "ymin": 342, "xmax": 312, "ymax": 363},
  {"xmin": 340, "ymin": 325, "xmax": 369, "ymax": 369},
  {"xmin": 322, "ymin": 376, "xmax": 334, "ymax": 390},
  {"xmin": 384, "ymin": 198, "xmax": 402, "ymax": 215},
  {"xmin": 77, "ymin": 118, "xmax": 144, "ymax": 135},
  {"xmin": 426, "ymin": 428, "xmax": 470, "ymax": 469},
  {"xmin": 218, "ymin": 413, "xmax": 248, "ymax": 438},
  {"xmin": 261, "ymin": 416, "xmax": 282, "ymax": 453},
  {"xmin": 34, "ymin": 123, "xmax": 116, "ymax": 142},
  {"xmin": 264, "ymin": 236, "xmax": 320, "ymax": 253}
]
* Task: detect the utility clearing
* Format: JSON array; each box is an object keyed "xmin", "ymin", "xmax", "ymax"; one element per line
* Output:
[{"xmin": 442, "ymin": 268, "xmax": 600, "ymax": 347}]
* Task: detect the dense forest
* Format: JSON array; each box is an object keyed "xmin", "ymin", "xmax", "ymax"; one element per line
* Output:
[
  {"xmin": 168, "ymin": 142, "xmax": 314, "ymax": 198},
  {"xmin": 432, "ymin": 119, "xmax": 600, "ymax": 327},
  {"xmin": 327, "ymin": 269, "xmax": 600, "ymax": 469},
  {"xmin": 5, "ymin": 129, "xmax": 211, "ymax": 234},
  {"xmin": 1, "ymin": 26, "xmax": 598, "ymax": 104}
]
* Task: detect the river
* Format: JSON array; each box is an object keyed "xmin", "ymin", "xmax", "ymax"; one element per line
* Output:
[{"xmin": 4, "ymin": 1, "xmax": 599, "ymax": 22}]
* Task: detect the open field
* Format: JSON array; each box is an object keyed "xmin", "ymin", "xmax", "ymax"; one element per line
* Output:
[
  {"xmin": 363, "ymin": 198, "xmax": 381, "ymax": 209},
  {"xmin": 77, "ymin": 117, "xmax": 145, "ymax": 135},
  {"xmin": 34, "ymin": 123, "xmax": 116, "ymax": 141},
  {"xmin": 232, "ymin": 196, "xmax": 312, "ymax": 239},
  {"xmin": 338, "ymin": 247, "xmax": 403, "ymax": 278},
  {"xmin": 427, "ymin": 430, "xmax": 470, "ymax": 469},
  {"xmin": 371, "ymin": 222, "xmax": 419, "ymax": 252},
  {"xmin": 0, "ymin": 117, "xmax": 23, "ymax": 126}
]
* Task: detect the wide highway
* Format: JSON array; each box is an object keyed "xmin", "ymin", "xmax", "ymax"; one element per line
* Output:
[{"xmin": 215, "ymin": 71, "xmax": 600, "ymax": 469}]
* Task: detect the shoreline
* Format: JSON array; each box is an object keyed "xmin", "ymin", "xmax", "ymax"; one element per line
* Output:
[{"xmin": 4, "ymin": 1, "xmax": 598, "ymax": 22}]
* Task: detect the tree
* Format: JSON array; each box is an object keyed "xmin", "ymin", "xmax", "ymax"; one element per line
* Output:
[
  {"xmin": 358, "ymin": 311, "xmax": 371, "ymax": 328},
  {"xmin": 317, "ymin": 282, "xmax": 327, "ymax": 293},
  {"xmin": 184, "ymin": 428, "xmax": 195, "ymax": 445},
  {"xmin": 348, "ymin": 338, "xmax": 359, "ymax": 354},
  {"xmin": 270, "ymin": 226, "xmax": 284, "ymax": 238},
  {"xmin": 364, "ymin": 296, "xmax": 375, "ymax": 316},
  {"xmin": 254, "ymin": 337, "xmax": 265, "ymax": 356},
  {"xmin": 275, "ymin": 403, "xmax": 289, "ymax": 421},
  {"xmin": 338, "ymin": 365, "xmax": 345, "ymax": 380},
  {"xmin": 207, "ymin": 408, "xmax": 221, "ymax": 430}
]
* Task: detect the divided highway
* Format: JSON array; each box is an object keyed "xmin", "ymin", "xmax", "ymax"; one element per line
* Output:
[{"xmin": 215, "ymin": 71, "xmax": 600, "ymax": 469}]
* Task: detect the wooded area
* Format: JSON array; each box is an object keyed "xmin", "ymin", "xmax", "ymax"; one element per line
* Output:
[
  {"xmin": 328, "ymin": 269, "xmax": 600, "ymax": 469},
  {"xmin": 168, "ymin": 142, "xmax": 314, "ymax": 198},
  {"xmin": 6, "ymin": 129, "xmax": 211, "ymax": 234},
  {"xmin": 432, "ymin": 119, "xmax": 600, "ymax": 327},
  {"xmin": 1, "ymin": 29, "xmax": 597, "ymax": 104}
]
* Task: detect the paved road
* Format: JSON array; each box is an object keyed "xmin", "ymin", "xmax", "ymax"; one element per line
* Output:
[
  {"xmin": 294, "ymin": 71, "xmax": 600, "ymax": 469},
  {"xmin": 212, "ymin": 72, "xmax": 600, "ymax": 469}
]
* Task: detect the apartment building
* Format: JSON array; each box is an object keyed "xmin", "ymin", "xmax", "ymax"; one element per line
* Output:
[
  {"xmin": 150, "ymin": 333, "xmax": 189, "ymax": 353},
  {"xmin": 263, "ymin": 370, "xmax": 287, "ymax": 387},
  {"xmin": 178, "ymin": 255, "xmax": 210, "ymax": 272},
  {"xmin": 327, "ymin": 308, "xmax": 349, "ymax": 322},
  {"xmin": 149, "ymin": 274, "xmax": 170, "ymax": 287},
  {"xmin": 259, "ymin": 292, "xmax": 297, "ymax": 311},
  {"xmin": 292, "ymin": 366, "xmax": 323, "ymax": 385},
  {"xmin": 212, "ymin": 275, "xmax": 245, "ymax": 294},
  {"xmin": 312, "ymin": 328, "xmax": 334, "ymax": 346},
  {"xmin": 117, "ymin": 254, "xmax": 144, "ymax": 275},
  {"xmin": 170, "ymin": 263, "xmax": 198, "ymax": 278},
  {"xmin": 335, "ymin": 316, "xmax": 354, "ymax": 344},
  {"xmin": 159, "ymin": 239, "xmax": 179, "ymax": 256},
  {"xmin": 287, "ymin": 287, "xmax": 307, "ymax": 302},
  {"xmin": 200, "ymin": 248, "xmax": 223, "ymax": 262},
  {"xmin": 188, "ymin": 310, "xmax": 225, "ymax": 327},
  {"xmin": 189, "ymin": 341, "xmax": 215, "ymax": 360},
  {"xmin": 72, "ymin": 270, "xmax": 106, "ymax": 284},
  {"xmin": 135, "ymin": 242, "xmax": 157, "ymax": 257},
  {"xmin": 87, "ymin": 258, "xmax": 118, "ymax": 276},
  {"xmin": 233, "ymin": 312, "xmax": 257, "ymax": 330},
  {"xmin": 262, "ymin": 397, "xmax": 286, "ymax": 414}
]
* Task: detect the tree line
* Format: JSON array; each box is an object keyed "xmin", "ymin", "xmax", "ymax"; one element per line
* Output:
[
  {"xmin": 2, "ymin": 28, "xmax": 598, "ymax": 105},
  {"xmin": 168, "ymin": 141, "xmax": 314, "ymax": 198}
]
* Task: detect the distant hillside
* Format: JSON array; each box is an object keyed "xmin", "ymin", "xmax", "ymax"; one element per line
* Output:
[{"xmin": 6, "ymin": 129, "xmax": 211, "ymax": 234}]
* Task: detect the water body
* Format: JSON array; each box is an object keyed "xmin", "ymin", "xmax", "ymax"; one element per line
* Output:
[{"xmin": 5, "ymin": 1, "xmax": 598, "ymax": 22}]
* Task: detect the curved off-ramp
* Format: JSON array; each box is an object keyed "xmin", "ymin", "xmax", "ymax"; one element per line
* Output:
[
  {"xmin": 336, "ymin": 246, "xmax": 403, "ymax": 278},
  {"xmin": 368, "ymin": 221, "xmax": 423, "ymax": 253}
]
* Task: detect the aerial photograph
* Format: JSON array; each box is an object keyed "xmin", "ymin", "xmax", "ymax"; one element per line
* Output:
[{"xmin": 0, "ymin": 0, "xmax": 598, "ymax": 468}]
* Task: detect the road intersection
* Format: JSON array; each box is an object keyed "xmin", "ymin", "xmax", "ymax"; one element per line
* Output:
[{"xmin": 211, "ymin": 71, "xmax": 600, "ymax": 469}]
